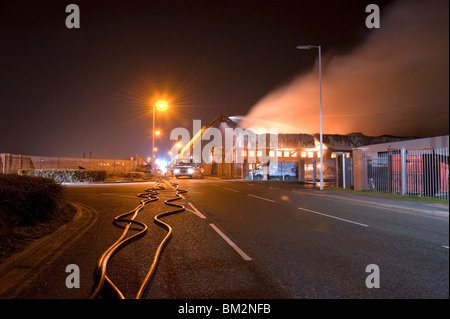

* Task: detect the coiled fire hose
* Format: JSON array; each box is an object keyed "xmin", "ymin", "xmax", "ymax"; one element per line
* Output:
[{"xmin": 89, "ymin": 179, "xmax": 186, "ymax": 299}]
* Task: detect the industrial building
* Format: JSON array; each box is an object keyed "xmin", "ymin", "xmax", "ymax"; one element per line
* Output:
[{"xmin": 175, "ymin": 115, "xmax": 416, "ymax": 187}]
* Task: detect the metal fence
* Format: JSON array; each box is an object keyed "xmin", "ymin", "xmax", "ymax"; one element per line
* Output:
[
  {"xmin": 1, "ymin": 153, "xmax": 135, "ymax": 174},
  {"xmin": 364, "ymin": 147, "xmax": 449, "ymax": 200}
]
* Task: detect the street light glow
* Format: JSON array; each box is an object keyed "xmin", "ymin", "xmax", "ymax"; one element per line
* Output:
[{"xmin": 155, "ymin": 100, "xmax": 168, "ymax": 110}]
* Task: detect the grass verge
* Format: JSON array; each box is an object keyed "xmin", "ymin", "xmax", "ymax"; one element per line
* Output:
[
  {"xmin": 0, "ymin": 174, "xmax": 76, "ymax": 264},
  {"xmin": 324, "ymin": 186, "xmax": 449, "ymax": 205}
]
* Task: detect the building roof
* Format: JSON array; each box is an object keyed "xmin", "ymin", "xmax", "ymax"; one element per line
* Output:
[
  {"xmin": 319, "ymin": 133, "xmax": 416, "ymax": 151},
  {"xmin": 250, "ymin": 132, "xmax": 415, "ymax": 151}
]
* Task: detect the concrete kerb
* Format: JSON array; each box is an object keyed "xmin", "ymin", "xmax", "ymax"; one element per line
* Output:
[
  {"xmin": 61, "ymin": 179, "xmax": 160, "ymax": 186},
  {"xmin": 0, "ymin": 203, "xmax": 84, "ymax": 278},
  {"xmin": 295, "ymin": 190, "xmax": 449, "ymax": 219},
  {"xmin": 0, "ymin": 179, "xmax": 153, "ymax": 276}
]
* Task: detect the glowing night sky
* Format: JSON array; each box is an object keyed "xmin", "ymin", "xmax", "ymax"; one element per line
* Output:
[{"xmin": 0, "ymin": 0, "xmax": 448, "ymax": 160}]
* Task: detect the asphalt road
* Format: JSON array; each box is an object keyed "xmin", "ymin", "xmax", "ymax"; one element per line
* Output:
[{"xmin": 0, "ymin": 177, "xmax": 448, "ymax": 300}]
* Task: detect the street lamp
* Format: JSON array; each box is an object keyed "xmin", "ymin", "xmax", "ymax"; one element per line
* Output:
[
  {"xmin": 152, "ymin": 100, "xmax": 168, "ymax": 162},
  {"xmin": 297, "ymin": 45, "xmax": 323, "ymax": 191}
]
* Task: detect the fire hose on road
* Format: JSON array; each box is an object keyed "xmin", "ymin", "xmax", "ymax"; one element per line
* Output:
[{"xmin": 89, "ymin": 179, "xmax": 186, "ymax": 299}]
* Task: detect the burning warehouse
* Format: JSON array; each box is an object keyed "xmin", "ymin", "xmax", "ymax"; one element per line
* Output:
[
  {"xmin": 219, "ymin": 131, "xmax": 413, "ymax": 185},
  {"xmin": 174, "ymin": 116, "xmax": 413, "ymax": 186}
]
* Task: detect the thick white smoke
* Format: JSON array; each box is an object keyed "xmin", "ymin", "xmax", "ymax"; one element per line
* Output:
[{"xmin": 240, "ymin": 0, "xmax": 449, "ymax": 137}]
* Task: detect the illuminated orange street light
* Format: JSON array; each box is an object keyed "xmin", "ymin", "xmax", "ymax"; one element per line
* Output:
[
  {"xmin": 152, "ymin": 100, "xmax": 169, "ymax": 161},
  {"xmin": 155, "ymin": 100, "xmax": 168, "ymax": 111}
]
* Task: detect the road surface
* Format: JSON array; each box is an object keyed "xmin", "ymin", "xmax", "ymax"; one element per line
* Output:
[{"xmin": 0, "ymin": 177, "xmax": 448, "ymax": 300}]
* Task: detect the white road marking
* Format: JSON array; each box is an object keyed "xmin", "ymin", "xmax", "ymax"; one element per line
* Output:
[
  {"xmin": 209, "ymin": 223, "xmax": 252, "ymax": 261},
  {"xmin": 165, "ymin": 181, "xmax": 186, "ymax": 199},
  {"xmin": 209, "ymin": 183, "xmax": 219, "ymax": 187},
  {"xmin": 187, "ymin": 202, "xmax": 207, "ymax": 219},
  {"xmin": 224, "ymin": 187, "xmax": 239, "ymax": 192},
  {"xmin": 297, "ymin": 207, "xmax": 369, "ymax": 227},
  {"xmin": 442, "ymin": 245, "xmax": 449, "ymax": 249},
  {"xmin": 248, "ymin": 194, "xmax": 276, "ymax": 202}
]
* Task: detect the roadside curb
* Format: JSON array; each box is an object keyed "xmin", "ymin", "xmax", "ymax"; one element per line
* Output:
[
  {"xmin": 0, "ymin": 203, "xmax": 83, "ymax": 279},
  {"xmin": 297, "ymin": 190, "xmax": 449, "ymax": 219},
  {"xmin": 61, "ymin": 180, "xmax": 157, "ymax": 186}
]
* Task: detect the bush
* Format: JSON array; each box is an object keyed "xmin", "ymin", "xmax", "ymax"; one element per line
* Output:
[
  {"xmin": 0, "ymin": 174, "xmax": 66, "ymax": 227},
  {"xmin": 18, "ymin": 169, "xmax": 107, "ymax": 183},
  {"xmin": 106, "ymin": 171, "xmax": 150, "ymax": 179},
  {"xmin": 0, "ymin": 174, "xmax": 77, "ymax": 262}
]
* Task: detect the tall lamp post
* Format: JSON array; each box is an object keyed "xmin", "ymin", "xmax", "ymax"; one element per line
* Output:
[
  {"xmin": 297, "ymin": 45, "xmax": 323, "ymax": 190},
  {"xmin": 152, "ymin": 100, "xmax": 168, "ymax": 163}
]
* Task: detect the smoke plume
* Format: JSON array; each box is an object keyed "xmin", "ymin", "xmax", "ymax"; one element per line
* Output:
[{"xmin": 240, "ymin": 0, "xmax": 449, "ymax": 137}]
